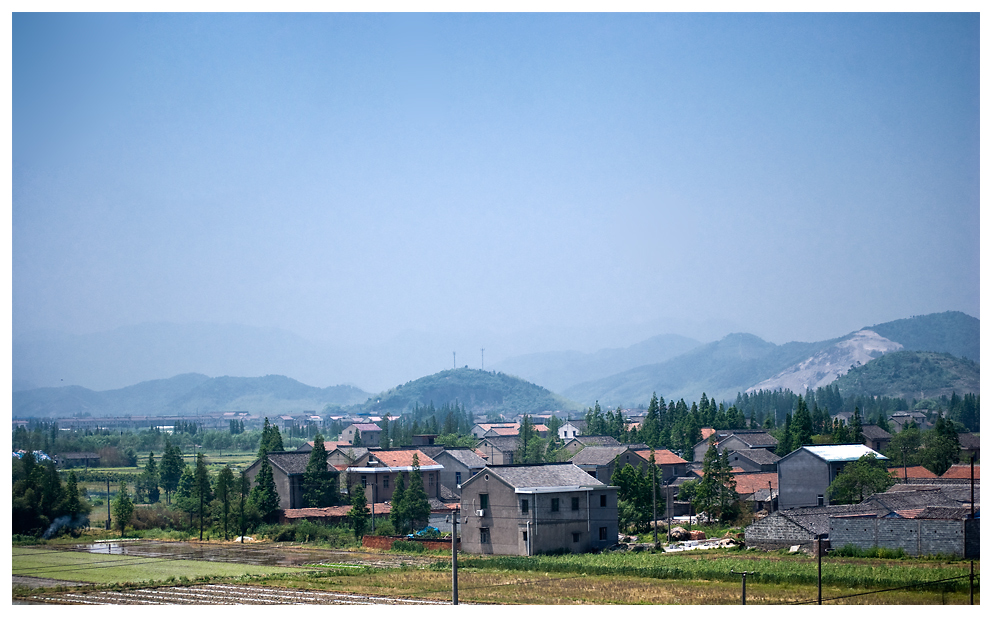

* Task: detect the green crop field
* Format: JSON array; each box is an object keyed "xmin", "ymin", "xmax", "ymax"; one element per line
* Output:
[{"xmin": 12, "ymin": 546, "xmax": 309, "ymax": 585}]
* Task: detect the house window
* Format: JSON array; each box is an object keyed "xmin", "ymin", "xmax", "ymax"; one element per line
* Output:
[
  {"xmin": 383, "ymin": 476, "xmax": 389, "ymax": 489},
  {"xmin": 599, "ymin": 527, "xmax": 608, "ymax": 541},
  {"xmin": 572, "ymin": 532, "xmax": 580, "ymax": 543},
  {"xmin": 480, "ymin": 493, "xmax": 489, "ymax": 509},
  {"xmin": 571, "ymin": 497, "xmax": 580, "ymax": 511},
  {"xmin": 600, "ymin": 494, "xmax": 607, "ymax": 507},
  {"xmin": 817, "ymin": 495, "xmax": 825, "ymax": 507},
  {"xmin": 521, "ymin": 498, "xmax": 529, "ymax": 514},
  {"xmin": 456, "ymin": 472, "xmax": 462, "ymax": 485},
  {"xmin": 551, "ymin": 498, "xmax": 560, "ymax": 512},
  {"xmin": 522, "ymin": 531, "xmax": 528, "ymax": 541},
  {"xmin": 480, "ymin": 528, "xmax": 490, "ymax": 543},
  {"xmin": 361, "ymin": 475, "xmax": 367, "ymax": 488}
]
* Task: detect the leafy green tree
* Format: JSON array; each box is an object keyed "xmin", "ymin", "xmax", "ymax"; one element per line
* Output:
[
  {"xmin": 214, "ymin": 465, "xmax": 235, "ymax": 540},
  {"xmin": 59, "ymin": 471, "xmax": 88, "ymax": 521},
  {"xmin": 112, "ymin": 480, "xmax": 135, "ymax": 536},
  {"xmin": 379, "ymin": 416, "xmax": 392, "ymax": 449},
  {"xmin": 235, "ymin": 471, "xmax": 258, "ymax": 541},
  {"xmin": 249, "ymin": 457, "xmax": 281, "ymax": 523},
  {"xmin": 827, "ymin": 453, "xmax": 895, "ymax": 504},
  {"xmin": 348, "ymin": 484, "xmax": 370, "ymax": 539},
  {"xmin": 174, "ymin": 467, "xmax": 198, "ymax": 528},
  {"xmin": 919, "ymin": 415, "xmax": 960, "ymax": 476},
  {"xmin": 611, "ymin": 462, "xmax": 652, "ymax": 532},
  {"xmin": 159, "ymin": 438, "xmax": 184, "ymax": 504},
  {"xmin": 303, "ymin": 432, "xmax": 336, "ymax": 507},
  {"xmin": 884, "ymin": 422, "xmax": 922, "ymax": 479}
]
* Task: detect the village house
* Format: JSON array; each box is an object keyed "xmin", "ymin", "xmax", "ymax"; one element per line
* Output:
[
  {"xmin": 560, "ymin": 435, "xmax": 620, "ymax": 456},
  {"xmin": 460, "ymin": 463, "xmax": 618, "ymax": 555},
  {"xmin": 569, "ymin": 445, "xmax": 648, "ymax": 483},
  {"xmin": 476, "ymin": 436, "xmax": 520, "ymax": 465},
  {"xmin": 632, "ymin": 448, "xmax": 689, "ymax": 482},
  {"xmin": 691, "ymin": 430, "xmax": 778, "ymax": 463},
  {"xmin": 244, "ymin": 451, "xmax": 319, "ymax": 510},
  {"xmin": 470, "ymin": 423, "xmax": 519, "ymax": 439},
  {"xmin": 859, "ymin": 424, "xmax": 892, "ymax": 453},
  {"xmin": 777, "ymin": 445, "xmax": 887, "ymax": 509},
  {"xmin": 420, "ymin": 446, "xmax": 487, "ymax": 495},
  {"xmin": 557, "ymin": 420, "xmax": 586, "ymax": 441},
  {"xmin": 344, "ymin": 449, "xmax": 444, "ymax": 505},
  {"xmin": 726, "ymin": 448, "xmax": 781, "ymax": 473},
  {"xmin": 340, "ymin": 423, "xmax": 383, "ymax": 447}
]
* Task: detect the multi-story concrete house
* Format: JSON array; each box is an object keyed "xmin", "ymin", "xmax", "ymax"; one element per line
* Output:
[
  {"xmin": 340, "ymin": 423, "xmax": 383, "ymax": 447},
  {"xmin": 244, "ymin": 451, "xmax": 316, "ymax": 510},
  {"xmin": 460, "ymin": 463, "xmax": 618, "ymax": 555},
  {"xmin": 569, "ymin": 445, "xmax": 648, "ymax": 483},
  {"xmin": 691, "ymin": 430, "xmax": 778, "ymax": 463},
  {"xmin": 777, "ymin": 444, "xmax": 887, "ymax": 509}
]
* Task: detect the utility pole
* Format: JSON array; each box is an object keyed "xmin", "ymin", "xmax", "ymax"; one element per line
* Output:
[
  {"xmin": 452, "ymin": 507, "xmax": 459, "ymax": 605},
  {"xmin": 817, "ymin": 534, "xmax": 826, "ymax": 605},
  {"xmin": 106, "ymin": 478, "xmax": 111, "ymax": 530},
  {"xmin": 651, "ymin": 450, "xmax": 658, "ymax": 548}
]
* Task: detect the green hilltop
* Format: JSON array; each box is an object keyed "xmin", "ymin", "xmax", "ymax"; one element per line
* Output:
[{"xmin": 356, "ymin": 367, "xmax": 578, "ymax": 417}]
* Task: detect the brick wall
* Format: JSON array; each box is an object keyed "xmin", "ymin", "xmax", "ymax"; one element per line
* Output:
[{"xmin": 362, "ymin": 535, "xmax": 459, "ymax": 551}]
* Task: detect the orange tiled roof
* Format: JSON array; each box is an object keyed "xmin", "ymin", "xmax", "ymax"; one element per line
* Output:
[
  {"xmin": 732, "ymin": 472, "xmax": 778, "ymax": 494},
  {"xmin": 369, "ymin": 450, "xmax": 440, "ymax": 468},
  {"xmin": 634, "ymin": 449, "xmax": 687, "ymax": 465},
  {"xmin": 474, "ymin": 449, "xmax": 489, "ymax": 460},
  {"xmin": 888, "ymin": 466, "xmax": 938, "ymax": 479},
  {"xmin": 941, "ymin": 464, "xmax": 980, "ymax": 479},
  {"xmin": 489, "ymin": 427, "xmax": 520, "ymax": 436},
  {"xmin": 700, "ymin": 427, "xmax": 716, "ymax": 441}
]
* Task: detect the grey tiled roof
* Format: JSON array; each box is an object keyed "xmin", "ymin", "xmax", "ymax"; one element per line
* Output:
[
  {"xmin": 569, "ymin": 435, "xmax": 620, "ymax": 446},
  {"xmin": 267, "ymin": 451, "xmax": 312, "ymax": 475},
  {"xmin": 478, "ymin": 436, "xmax": 520, "ymax": 451},
  {"xmin": 419, "ymin": 446, "xmax": 447, "ymax": 459},
  {"xmin": 570, "ymin": 446, "xmax": 642, "ymax": 466},
  {"xmin": 781, "ymin": 504, "xmax": 879, "ymax": 535},
  {"xmin": 869, "ymin": 484, "xmax": 976, "ymax": 510},
  {"xmin": 860, "ymin": 424, "xmax": 892, "ymax": 440},
  {"xmin": 484, "ymin": 463, "xmax": 607, "ymax": 488},
  {"xmin": 437, "ymin": 448, "xmax": 487, "ymax": 468},
  {"xmin": 729, "ymin": 448, "xmax": 781, "ymax": 465}
]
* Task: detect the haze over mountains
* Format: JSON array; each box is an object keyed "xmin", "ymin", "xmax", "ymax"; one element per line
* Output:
[{"xmin": 12, "ymin": 311, "xmax": 978, "ymax": 418}]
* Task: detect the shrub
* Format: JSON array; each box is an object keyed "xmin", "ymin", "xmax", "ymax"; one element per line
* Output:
[
  {"xmin": 130, "ymin": 503, "xmax": 187, "ymax": 531},
  {"xmin": 391, "ymin": 539, "xmax": 426, "ymax": 553},
  {"xmin": 832, "ymin": 544, "xmax": 907, "ymax": 559},
  {"xmin": 371, "ymin": 520, "xmax": 396, "ymax": 536}
]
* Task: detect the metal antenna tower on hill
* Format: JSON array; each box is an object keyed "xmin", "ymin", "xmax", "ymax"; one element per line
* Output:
[
  {"xmin": 453, "ymin": 351, "xmax": 456, "ymax": 369},
  {"xmin": 481, "ymin": 348, "xmax": 484, "ymax": 370}
]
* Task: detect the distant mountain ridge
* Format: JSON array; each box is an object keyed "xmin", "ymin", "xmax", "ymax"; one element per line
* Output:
[
  {"xmin": 561, "ymin": 311, "xmax": 978, "ymax": 407},
  {"xmin": 831, "ymin": 350, "xmax": 979, "ymax": 401},
  {"xmin": 491, "ymin": 333, "xmax": 701, "ymax": 393},
  {"xmin": 12, "ymin": 373, "xmax": 370, "ymax": 418}
]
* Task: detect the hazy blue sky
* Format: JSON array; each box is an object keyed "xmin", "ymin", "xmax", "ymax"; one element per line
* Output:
[{"xmin": 13, "ymin": 13, "xmax": 980, "ymax": 356}]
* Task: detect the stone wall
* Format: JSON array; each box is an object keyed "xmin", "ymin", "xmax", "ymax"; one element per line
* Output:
[{"xmin": 744, "ymin": 512, "xmax": 816, "ymax": 551}]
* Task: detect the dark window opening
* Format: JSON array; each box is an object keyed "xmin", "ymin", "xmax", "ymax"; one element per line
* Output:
[
  {"xmin": 600, "ymin": 494, "xmax": 607, "ymax": 507},
  {"xmin": 551, "ymin": 498, "xmax": 560, "ymax": 512},
  {"xmin": 480, "ymin": 528, "xmax": 490, "ymax": 543},
  {"xmin": 521, "ymin": 498, "xmax": 529, "ymax": 514},
  {"xmin": 572, "ymin": 532, "xmax": 580, "ymax": 543},
  {"xmin": 571, "ymin": 497, "xmax": 580, "ymax": 511},
  {"xmin": 480, "ymin": 493, "xmax": 489, "ymax": 509},
  {"xmin": 599, "ymin": 527, "xmax": 608, "ymax": 541}
]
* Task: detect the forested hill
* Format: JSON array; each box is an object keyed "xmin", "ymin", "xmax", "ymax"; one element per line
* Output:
[
  {"xmin": 868, "ymin": 311, "xmax": 979, "ymax": 362},
  {"xmin": 12, "ymin": 373, "xmax": 370, "ymax": 418},
  {"xmin": 830, "ymin": 350, "xmax": 979, "ymax": 401},
  {"xmin": 356, "ymin": 368, "xmax": 578, "ymax": 416}
]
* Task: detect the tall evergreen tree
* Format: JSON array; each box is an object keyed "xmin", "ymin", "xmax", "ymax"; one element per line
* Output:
[
  {"xmin": 389, "ymin": 473, "xmax": 409, "ymax": 533},
  {"xmin": 142, "ymin": 452, "xmax": 160, "ymax": 503},
  {"xmin": 214, "ymin": 465, "xmax": 235, "ymax": 540},
  {"xmin": 303, "ymin": 432, "xmax": 336, "ymax": 507},
  {"xmin": 159, "ymin": 439, "xmax": 184, "ymax": 504},
  {"xmin": 402, "ymin": 454, "xmax": 431, "ymax": 531},
  {"xmin": 249, "ymin": 458, "xmax": 281, "ymax": 523},
  {"xmin": 193, "ymin": 453, "xmax": 213, "ymax": 540},
  {"xmin": 112, "ymin": 480, "xmax": 135, "ymax": 536},
  {"xmin": 790, "ymin": 395, "xmax": 813, "ymax": 451},
  {"xmin": 348, "ymin": 484, "xmax": 370, "ymax": 539}
]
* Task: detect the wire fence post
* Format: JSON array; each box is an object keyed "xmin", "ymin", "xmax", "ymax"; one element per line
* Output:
[{"xmin": 730, "ymin": 570, "xmax": 755, "ymax": 605}]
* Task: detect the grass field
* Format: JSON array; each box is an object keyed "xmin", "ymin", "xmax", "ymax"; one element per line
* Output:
[{"xmin": 12, "ymin": 546, "xmax": 309, "ymax": 585}]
